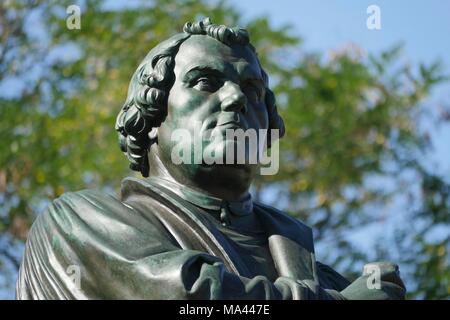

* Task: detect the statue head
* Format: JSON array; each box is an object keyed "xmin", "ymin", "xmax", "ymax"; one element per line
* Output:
[{"xmin": 115, "ymin": 18, "xmax": 285, "ymax": 199}]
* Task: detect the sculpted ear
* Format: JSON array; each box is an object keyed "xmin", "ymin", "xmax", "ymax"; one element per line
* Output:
[{"xmin": 265, "ymin": 88, "xmax": 285, "ymax": 148}]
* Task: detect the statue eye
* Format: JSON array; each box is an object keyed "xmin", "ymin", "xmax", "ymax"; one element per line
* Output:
[{"xmin": 193, "ymin": 76, "xmax": 220, "ymax": 92}]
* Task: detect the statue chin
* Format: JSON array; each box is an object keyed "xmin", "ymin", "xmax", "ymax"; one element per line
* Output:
[{"xmin": 152, "ymin": 145, "xmax": 253, "ymax": 196}]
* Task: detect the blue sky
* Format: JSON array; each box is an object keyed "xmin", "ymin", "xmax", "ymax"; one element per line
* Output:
[
  {"xmin": 231, "ymin": 0, "xmax": 450, "ymax": 175},
  {"xmin": 232, "ymin": 0, "xmax": 450, "ymax": 63}
]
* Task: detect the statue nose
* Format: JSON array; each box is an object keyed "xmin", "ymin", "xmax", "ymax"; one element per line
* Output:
[{"xmin": 220, "ymin": 83, "xmax": 248, "ymax": 114}]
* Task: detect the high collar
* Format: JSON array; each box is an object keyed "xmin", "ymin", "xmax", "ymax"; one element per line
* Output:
[
  {"xmin": 121, "ymin": 176, "xmax": 317, "ymax": 281},
  {"xmin": 149, "ymin": 176, "xmax": 254, "ymax": 216}
]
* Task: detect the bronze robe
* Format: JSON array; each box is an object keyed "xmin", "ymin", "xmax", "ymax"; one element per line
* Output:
[{"xmin": 16, "ymin": 177, "xmax": 405, "ymax": 300}]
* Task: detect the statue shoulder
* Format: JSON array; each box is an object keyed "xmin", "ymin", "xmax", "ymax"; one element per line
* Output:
[
  {"xmin": 18, "ymin": 189, "xmax": 179, "ymax": 299},
  {"xmin": 253, "ymin": 201, "xmax": 312, "ymax": 231},
  {"xmin": 28, "ymin": 188, "xmax": 169, "ymax": 251},
  {"xmin": 35, "ymin": 189, "xmax": 129, "ymax": 230},
  {"xmin": 253, "ymin": 201, "xmax": 315, "ymax": 254}
]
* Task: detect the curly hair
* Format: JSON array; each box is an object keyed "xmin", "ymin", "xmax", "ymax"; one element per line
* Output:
[{"xmin": 115, "ymin": 17, "xmax": 285, "ymax": 177}]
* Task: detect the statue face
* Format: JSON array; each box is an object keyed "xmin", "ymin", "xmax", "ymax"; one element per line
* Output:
[{"xmin": 156, "ymin": 35, "xmax": 269, "ymax": 188}]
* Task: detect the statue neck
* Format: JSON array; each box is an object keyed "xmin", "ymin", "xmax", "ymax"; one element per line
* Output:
[{"xmin": 147, "ymin": 147, "xmax": 253, "ymax": 202}]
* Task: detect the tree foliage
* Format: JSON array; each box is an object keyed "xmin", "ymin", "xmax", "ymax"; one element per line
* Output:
[{"xmin": 0, "ymin": 0, "xmax": 448, "ymax": 299}]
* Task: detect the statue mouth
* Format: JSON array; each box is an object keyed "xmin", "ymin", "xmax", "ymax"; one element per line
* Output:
[
  {"xmin": 211, "ymin": 122, "xmax": 249, "ymax": 140},
  {"xmin": 217, "ymin": 121, "xmax": 245, "ymax": 130},
  {"xmin": 201, "ymin": 112, "xmax": 248, "ymax": 140},
  {"xmin": 216, "ymin": 112, "xmax": 243, "ymax": 126}
]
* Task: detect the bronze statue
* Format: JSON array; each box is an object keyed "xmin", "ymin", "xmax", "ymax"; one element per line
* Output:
[{"xmin": 16, "ymin": 18, "xmax": 406, "ymax": 300}]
